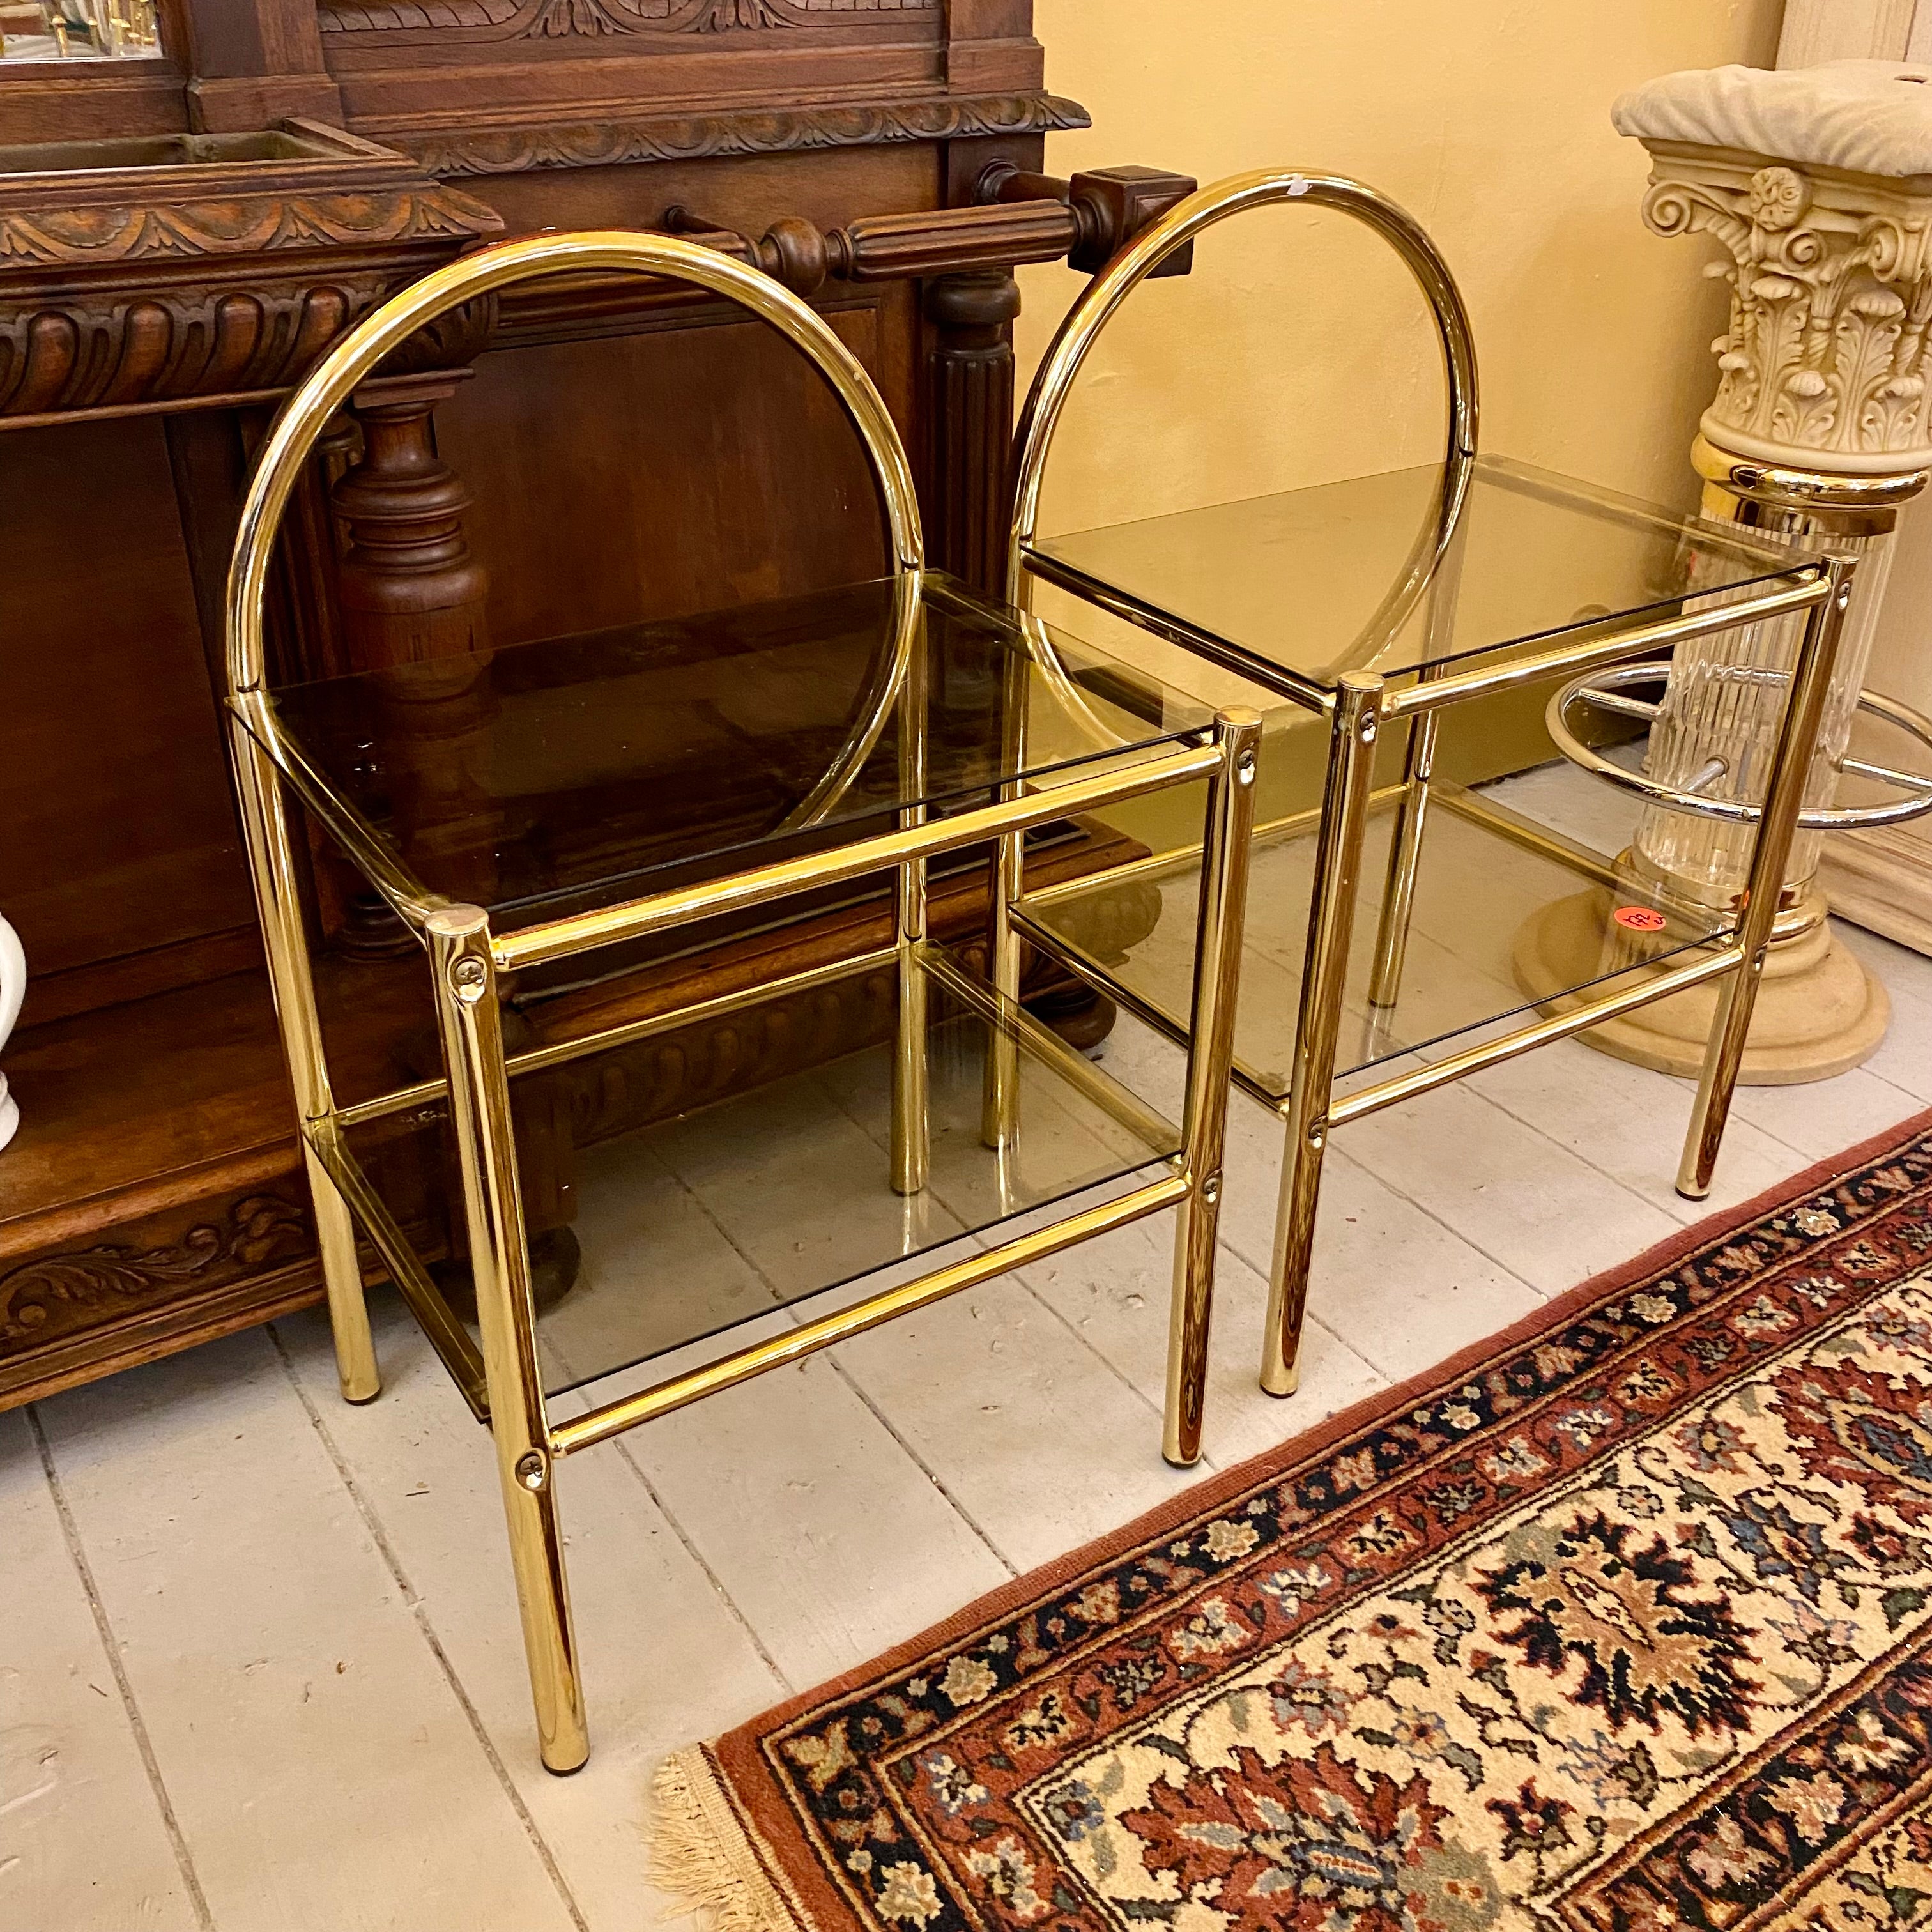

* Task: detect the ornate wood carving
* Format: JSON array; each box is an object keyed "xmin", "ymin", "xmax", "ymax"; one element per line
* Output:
[
  {"xmin": 0, "ymin": 275, "xmax": 494, "ymax": 419},
  {"xmin": 323, "ymin": 0, "xmax": 934, "ymax": 32},
  {"xmin": 0, "ymin": 189, "xmax": 494, "ymax": 267},
  {"xmin": 0, "ymin": 121, "xmax": 501, "ymax": 419},
  {"xmin": 0, "ymin": 0, "xmax": 1193, "ymax": 1416},
  {"xmin": 395, "ymin": 92, "xmax": 1088, "ymax": 180},
  {"xmin": 0, "ymin": 1192, "xmax": 309, "ymax": 1349}
]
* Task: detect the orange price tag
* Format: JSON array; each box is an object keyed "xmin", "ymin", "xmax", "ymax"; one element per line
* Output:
[{"xmin": 1614, "ymin": 905, "xmax": 1669, "ymax": 933}]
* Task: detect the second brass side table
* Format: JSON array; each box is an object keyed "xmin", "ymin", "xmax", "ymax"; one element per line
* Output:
[{"xmin": 998, "ymin": 169, "xmax": 1874, "ymax": 1401}]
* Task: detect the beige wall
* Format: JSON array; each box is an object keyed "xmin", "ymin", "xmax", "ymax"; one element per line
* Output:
[{"xmin": 1014, "ymin": 0, "xmax": 1786, "ymax": 540}]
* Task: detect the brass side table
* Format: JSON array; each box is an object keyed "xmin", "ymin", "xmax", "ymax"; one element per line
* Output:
[
  {"xmin": 999, "ymin": 169, "xmax": 1869, "ymax": 1402},
  {"xmin": 224, "ymin": 232, "xmax": 1262, "ymax": 1771}
]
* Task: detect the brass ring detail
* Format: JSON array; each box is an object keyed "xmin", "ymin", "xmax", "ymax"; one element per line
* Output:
[
  {"xmin": 1008, "ymin": 167, "xmax": 1480, "ymax": 673},
  {"xmin": 1692, "ymin": 433, "xmax": 1929, "ymax": 517},
  {"xmin": 1547, "ymin": 658, "xmax": 1932, "ymax": 832},
  {"xmin": 225, "ymin": 231, "xmax": 927, "ymax": 851}
]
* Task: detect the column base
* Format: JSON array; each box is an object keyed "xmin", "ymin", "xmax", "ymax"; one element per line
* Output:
[
  {"xmin": 1513, "ymin": 885, "xmax": 1889, "ymax": 1085},
  {"xmin": 1823, "ymin": 821, "xmax": 1932, "ymax": 959}
]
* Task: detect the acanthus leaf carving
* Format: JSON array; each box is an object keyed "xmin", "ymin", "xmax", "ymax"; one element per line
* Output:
[
  {"xmin": 395, "ymin": 91, "xmax": 1092, "ymax": 180},
  {"xmin": 1641, "ymin": 157, "xmax": 1932, "ymax": 463},
  {"xmin": 321, "ymin": 0, "xmax": 928, "ymax": 29},
  {"xmin": 686, "ymin": 0, "xmax": 792, "ymax": 27},
  {"xmin": 0, "ymin": 185, "xmax": 500, "ymax": 269},
  {"xmin": 1, "ymin": 1195, "xmax": 311, "ymax": 1349},
  {"xmin": 525, "ymin": 0, "xmax": 654, "ymax": 35}
]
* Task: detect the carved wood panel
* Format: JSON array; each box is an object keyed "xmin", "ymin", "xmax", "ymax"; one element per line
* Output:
[
  {"xmin": 0, "ymin": 417, "xmax": 254, "ymax": 996},
  {"xmin": 323, "ymin": 0, "xmax": 937, "ymax": 36},
  {"xmin": 434, "ymin": 296, "xmax": 906, "ymax": 643},
  {"xmin": 0, "ymin": 1190, "xmax": 310, "ymax": 1353}
]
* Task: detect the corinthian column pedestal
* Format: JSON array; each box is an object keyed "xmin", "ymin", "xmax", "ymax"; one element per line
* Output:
[{"xmin": 1526, "ymin": 60, "xmax": 1932, "ymax": 1084}]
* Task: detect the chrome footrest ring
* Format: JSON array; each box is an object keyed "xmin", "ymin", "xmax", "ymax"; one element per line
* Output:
[{"xmin": 1546, "ymin": 659, "xmax": 1932, "ymax": 831}]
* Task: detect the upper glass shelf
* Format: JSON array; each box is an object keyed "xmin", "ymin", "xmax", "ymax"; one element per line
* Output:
[
  {"xmin": 245, "ymin": 572, "xmax": 1209, "ymax": 935},
  {"xmin": 1026, "ymin": 454, "xmax": 1814, "ymax": 693}
]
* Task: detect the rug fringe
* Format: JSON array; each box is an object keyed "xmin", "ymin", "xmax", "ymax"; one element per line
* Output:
[{"xmin": 651, "ymin": 1746, "xmax": 804, "ymax": 1932}]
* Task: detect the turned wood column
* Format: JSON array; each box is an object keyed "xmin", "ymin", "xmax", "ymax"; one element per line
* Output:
[
  {"xmin": 330, "ymin": 377, "xmax": 579, "ymax": 1277},
  {"xmin": 924, "ymin": 268, "xmax": 1022, "ymax": 596},
  {"xmin": 332, "ymin": 374, "xmax": 498, "ymax": 930},
  {"xmin": 334, "ymin": 374, "xmax": 491, "ymax": 666}
]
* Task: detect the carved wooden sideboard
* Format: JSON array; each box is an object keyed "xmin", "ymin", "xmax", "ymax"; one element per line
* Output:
[{"xmin": 0, "ymin": 2, "xmax": 1189, "ymax": 1407}]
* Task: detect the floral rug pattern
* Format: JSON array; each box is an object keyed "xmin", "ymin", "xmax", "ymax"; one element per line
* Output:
[{"xmin": 661, "ymin": 1117, "xmax": 1932, "ymax": 1932}]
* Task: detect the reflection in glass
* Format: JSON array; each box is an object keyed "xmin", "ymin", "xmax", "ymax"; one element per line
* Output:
[{"xmin": 0, "ymin": 0, "xmax": 157, "ymax": 61}]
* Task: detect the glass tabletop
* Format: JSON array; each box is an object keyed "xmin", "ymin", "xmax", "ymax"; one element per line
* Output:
[
  {"xmin": 247, "ymin": 572, "xmax": 1209, "ymax": 933},
  {"xmin": 1027, "ymin": 454, "xmax": 1812, "ymax": 691}
]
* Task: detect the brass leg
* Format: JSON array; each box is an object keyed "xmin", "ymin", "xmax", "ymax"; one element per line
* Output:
[
  {"xmin": 893, "ymin": 617, "xmax": 931, "ymax": 1195},
  {"xmin": 1367, "ymin": 705, "xmax": 1439, "ymax": 1011},
  {"xmin": 303, "ymin": 1146, "xmax": 380, "ymax": 1404},
  {"xmin": 227, "ymin": 717, "xmax": 380, "ymax": 1404},
  {"xmin": 1368, "ymin": 539, "xmax": 1459, "ymax": 1019},
  {"xmin": 1165, "ymin": 710, "xmax": 1263, "ymax": 1468},
  {"xmin": 983, "ymin": 637, "xmax": 1030, "ymax": 1151},
  {"xmin": 1264, "ymin": 675, "xmax": 1384, "ymax": 1396},
  {"xmin": 427, "ymin": 906, "xmax": 589, "ymax": 1774},
  {"xmin": 893, "ymin": 853, "xmax": 931, "ymax": 1195},
  {"xmin": 1678, "ymin": 561, "xmax": 1855, "ymax": 1199}
]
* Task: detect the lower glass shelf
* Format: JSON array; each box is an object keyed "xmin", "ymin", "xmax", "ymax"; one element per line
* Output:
[
  {"xmin": 354, "ymin": 942, "xmax": 1183, "ymax": 1404},
  {"xmin": 1022, "ymin": 759, "xmax": 1739, "ymax": 1102}
]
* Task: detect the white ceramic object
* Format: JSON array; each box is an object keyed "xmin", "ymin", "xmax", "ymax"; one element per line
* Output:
[{"xmin": 0, "ymin": 914, "xmax": 23, "ymax": 1151}]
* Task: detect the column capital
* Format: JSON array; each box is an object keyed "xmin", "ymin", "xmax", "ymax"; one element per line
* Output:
[{"xmin": 1617, "ymin": 61, "xmax": 1932, "ymax": 477}]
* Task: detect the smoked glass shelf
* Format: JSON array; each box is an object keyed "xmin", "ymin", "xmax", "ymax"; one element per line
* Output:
[
  {"xmin": 372, "ymin": 945, "xmax": 1185, "ymax": 1400},
  {"xmin": 250, "ymin": 565, "xmax": 1229, "ymax": 1416},
  {"xmin": 1026, "ymin": 752, "xmax": 1735, "ymax": 1101},
  {"xmin": 241, "ymin": 572, "xmax": 1206, "ymax": 938},
  {"xmin": 1015, "ymin": 452, "xmax": 1816, "ymax": 1106}
]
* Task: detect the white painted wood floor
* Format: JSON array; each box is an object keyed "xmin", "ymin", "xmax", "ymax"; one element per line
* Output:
[{"xmin": 8, "ymin": 917, "xmax": 1931, "ymax": 1932}]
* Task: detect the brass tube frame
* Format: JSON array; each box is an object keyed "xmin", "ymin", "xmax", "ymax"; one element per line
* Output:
[
  {"xmin": 490, "ymin": 740, "xmax": 1220, "ymax": 972},
  {"xmin": 892, "ymin": 613, "xmax": 931, "ymax": 1195},
  {"xmin": 334, "ymin": 944, "xmax": 903, "ymax": 1131},
  {"xmin": 1366, "ymin": 516, "xmax": 1468, "ymax": 1015},
  {"xmin": 1376, "ymin": 572, "xmax": 1830, "ymax": 721},
  {"xmin": 227, "ymin": 717, "xmax": 381, "ymax": 1404},
  {"xmin": 1264, "ymin": 676, "xmax": 1383, "ymax": 1397},
  {"xmin": 427, "ymin": 907, "xmax": 590, "ymax": 1774},
  {"xmin": 918, "ymin": 942, "xmax": 1178, "ymax": 1153},
  {"xmin": 1017, "ymin": 785, "xmax": 1407, "ymax": 915},
  {"xmin": 1326, "ymin": 944, "xmax": 1749, "ymax": 1128},
  {"xmin": 303, "ymin": 1117, "xmax": 489, "ymax": 1418},
  {"xmin": 224, "ymin": 227, "xmax": 1262, "ymax": 1775},
  {"xmin": 1008, "ymin": 167, "xmax": 1481, "ymax": 647},
  {"xmin": 1678, "ymin": 557, "xmax": 1858, "ymax": 1197},
  {"xmin": 1165, "ymin": 710, "xmax": 1263, "ymax": 1464},
  {"xmin": 999, "ymin": 165, "xmax": 1848, "ymax": 1417},
  {"xmin": 551, "ymin": 1170, "xmax": 1193, "ymax": 1458}
]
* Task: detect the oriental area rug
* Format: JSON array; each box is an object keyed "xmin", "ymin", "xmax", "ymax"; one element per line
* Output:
[{"xmin": 654, "ymin": 1107, "xmax": 1932, "ymax": 1932}]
